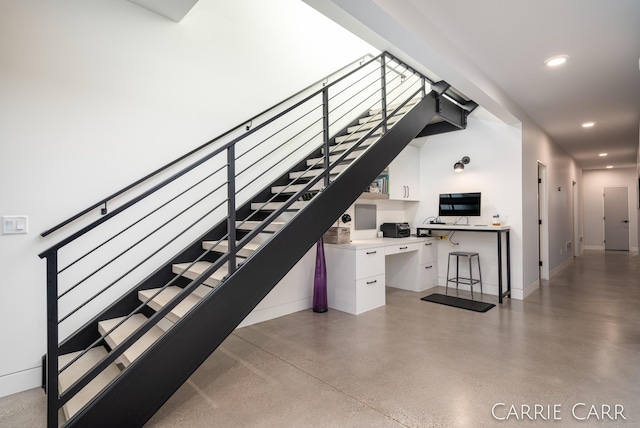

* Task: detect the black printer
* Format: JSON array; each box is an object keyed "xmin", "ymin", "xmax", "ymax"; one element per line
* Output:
[{"xmin": 380, "ymin": 222, "xmax": 411, "ymax": 238}]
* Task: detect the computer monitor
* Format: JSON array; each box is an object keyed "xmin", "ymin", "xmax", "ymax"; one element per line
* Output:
[{"xmin": 438, "ymin": 192, "xmax": 481, "ymax": 217}]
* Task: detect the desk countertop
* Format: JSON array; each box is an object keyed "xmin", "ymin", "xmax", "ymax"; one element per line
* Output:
[
  {"xmin": 324, "ymin": 236, "xmax": 432, "ymax": 250},
  {"xmin": 420, "ymin": 224, "xmax": 510, "ymax": 231}
]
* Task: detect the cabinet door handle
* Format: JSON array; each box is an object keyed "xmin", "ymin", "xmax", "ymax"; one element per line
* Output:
[
  {"xmin": 407, "ymin": 185, "xmax": 410, "ymax": 198},
  {"xmin": 399, "ymin": 246, "xmax": 408, "ymax": 250},
  {"xmin": 425, "ymin": 265, "xmax": 433, "ymax": 269},
  {"xmin": 366, "ymin": 280, "xmax": 377, "ymax": 284},
  {"xmin": 366, "ymin": 251, "xmax": 377, "ymax": 255},
  {"xmin": 424, "ymin": 243, "xmax": 433, "ymax": 246}
]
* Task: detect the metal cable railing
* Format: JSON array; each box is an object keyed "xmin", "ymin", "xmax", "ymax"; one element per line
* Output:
[{"xmin": 39, "ymin": 52, "xmax": 444, "ymax": 427}]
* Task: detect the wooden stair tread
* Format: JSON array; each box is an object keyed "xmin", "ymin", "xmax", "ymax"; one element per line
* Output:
[
  {"xmin": 203, "ymin": 240, "xmax": 260, "ymax": 258},
  {"xmin": 306, "ymin": 149, "xmax": 362, "ymax": 166},
  {"xmin": 58, "ymin": 346, "xmax": 121, "ymax": 421},
  {"xmin": 335, "ymin": 127, "xmax": 382, "ymax": 143},
  {"xmin": 138, "ymin": 286, "xmax": 204, "ymax": 323},
  {"xmin": 347, "ymin": 115, "xmax": 401, "ymax": 133},
  {"xmin": 236, "ymin": 220, "xmax": 285, "ymax": 232},
  {"xmin": 271, "ymin": 181, "xmax": 323, "ymax": 195},
  {"xmin": 250, "ymin": 200, "xmax": 309, "ymax": 211},
  {"xmin": 322, "ymin": 138, "xmax": 376, "ymax": 155},
  {"xmin": 97, "ymin": 314, "xmax": 164, "ymax": 367},
  {"xmin": 289, "ymin": 164, "xmax": 348, "ymax": 179},
  {"xmin": 172, "ymin": 260, "xmax": 229, "ymax": 287},
  {"xmin": 368, "ymin": 97, "xmax": 419, "ymax": 115}
]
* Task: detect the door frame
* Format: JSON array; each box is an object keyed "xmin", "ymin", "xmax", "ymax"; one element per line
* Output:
[
  {"xmin": 538, "ymin": 162, "xmax": 549, "ymax": 280},
  {"xmin": 572, "ymin": 180, "xmax": 580, "ymax": 256}
]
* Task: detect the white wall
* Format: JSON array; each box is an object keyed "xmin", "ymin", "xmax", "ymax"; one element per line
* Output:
[
  {"xmin": 0, "ymin": 0, "xmax": 374, "ymax": 397},
  {"xmin": 521, "ymin": 117, "xmax": 583, "ymax": 292},
  {"xmin": 409, "ymin": 117, "xmax": 524, "ymax": 297},
  {"xmin": 583, "ymin": 168, "xmax": 638, "ymax": 251}
]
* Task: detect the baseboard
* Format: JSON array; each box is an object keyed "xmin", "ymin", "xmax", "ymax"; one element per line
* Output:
[
  {"xmin": 237, "ymin": 297, "xmax": 312, "ymax": 328},
  {"xmin": 584, "ymin": 245, "xmax": 605, "ymax": 250},
  {"xmin": 0, "ymin": 367, "xmax": 41, "ymax": 399},
  {"xmin": 519, "ymin": 279, "xmax": 540, "ymax": 300},
  {"xmin": 550, "ymin": 257, "xmax": 574, "ymax": 278}
]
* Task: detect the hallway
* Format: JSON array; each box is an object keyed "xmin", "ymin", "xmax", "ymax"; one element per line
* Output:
[{"xmin": 1, "ymin": 250, "xmax": 638, "ymax": 427}]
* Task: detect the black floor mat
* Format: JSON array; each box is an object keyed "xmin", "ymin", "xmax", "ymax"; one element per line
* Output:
[{"xmin": 420, "ymin": 293, "xmax": 495, "ymax": 313}]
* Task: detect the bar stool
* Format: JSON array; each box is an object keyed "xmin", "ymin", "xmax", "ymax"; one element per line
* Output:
[{"xmin": 446, "ymin": 251, "xmax": 483, "ymax": 299}]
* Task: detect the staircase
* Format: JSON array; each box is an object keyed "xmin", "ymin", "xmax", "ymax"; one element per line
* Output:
[{"xmin": 39, "ymin": 52, "xmax": 473, "ymax": 427}]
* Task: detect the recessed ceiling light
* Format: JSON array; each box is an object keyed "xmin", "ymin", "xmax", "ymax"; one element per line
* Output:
[
  {"xmin": 544, "ymin": 55, "xmax": 569, "ymax": 67},
  {"xmin": 606, "ymin": 165, "xmax": 613, "ymax": 169},
  {"xmin": 599, "ymin": 153, "xmax": 608, "ymax": 157},
  {"xmin": 582, "ymin": 122, "xmax": 596, "ymax": 128}
]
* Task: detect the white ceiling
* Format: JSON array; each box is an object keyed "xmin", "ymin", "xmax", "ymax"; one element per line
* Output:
[
  {"xmin": 305, "ymin": 0, "xmax": 640, "ymax": 170},
  {"xmin": 128, "ymin": 0, "xmax": 198, "ymax": 22}
]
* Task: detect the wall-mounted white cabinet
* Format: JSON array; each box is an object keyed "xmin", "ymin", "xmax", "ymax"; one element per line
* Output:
[{"xmin": 388, "ymin": 145, "xmax": 420, "ymax": 201}]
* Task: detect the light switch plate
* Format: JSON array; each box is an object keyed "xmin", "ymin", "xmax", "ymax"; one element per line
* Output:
[{"xmin": 2, "ymin": 216, "xmax": 28, "ymax": 234}]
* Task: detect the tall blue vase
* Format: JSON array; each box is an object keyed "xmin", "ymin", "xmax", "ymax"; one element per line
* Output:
[{"xmin": 313, "ymin": 237, "xmax": 328, "ymax": 313}]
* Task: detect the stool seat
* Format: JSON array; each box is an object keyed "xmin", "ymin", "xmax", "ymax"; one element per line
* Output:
[
  {"xmin": 446, "ymin": 251, "xmax": 483, "ymax": 299},
  {"xmin": 449, "ymin": 251, "xmax": 479, "ymax": 257}
]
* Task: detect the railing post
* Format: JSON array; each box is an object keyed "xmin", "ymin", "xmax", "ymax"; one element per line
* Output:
[
  {"xmin": 45, "ymin": 252, "xmax": 59, "ymax": 428},
  {"xmin": 380, "ymin": 54, "xmax": 388, "ymax": 134},
  {"xmin": 322, "ymin": 87, "xmax": 330, "ymax": 188},
  {"xmin": 227, "ymin": 145, "xmax": 237, "ymax": 275}
]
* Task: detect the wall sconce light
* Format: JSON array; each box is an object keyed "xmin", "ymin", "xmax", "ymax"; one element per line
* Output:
[{"xmin": 454, "ymin": 156, "xmax": 470, "ymax": 172}]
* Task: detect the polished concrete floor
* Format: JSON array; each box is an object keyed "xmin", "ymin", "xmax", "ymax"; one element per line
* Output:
[{"xmin": 1, "ymin": 250, "xmax": 638, "ymax": 427}]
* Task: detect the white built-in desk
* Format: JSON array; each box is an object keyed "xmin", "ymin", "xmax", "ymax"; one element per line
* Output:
[
  {"xmin": 324, "ymin": 237, "xmax": 437, "ymax": 314},
  {"xmin": 419, "ymin": 224, "xmax": 511, "ymax": 303}
]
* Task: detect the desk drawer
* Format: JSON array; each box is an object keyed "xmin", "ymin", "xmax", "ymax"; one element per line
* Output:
[
  {"xmin": 420, "ymin": 240, "xmax": 437, "ymax": 264},
  {"xmin": 355, "ymin": 248, "xmax": 385, "ymax": 279},
  {"xmin": 420, "ymin": 262, "xmax": 438, "ymax": 288},
  {"xmin": 385, "ymin": 242, "xmax": 420, "ymax": 256},
  {"xmin": 355, "ymin": 274, "xmax": 385, "ymax": 314}
]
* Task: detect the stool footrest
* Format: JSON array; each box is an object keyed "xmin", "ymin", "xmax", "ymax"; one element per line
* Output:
[{"xmin": 447, "ymin": 277, "xmax": 482, "ymax": 285}]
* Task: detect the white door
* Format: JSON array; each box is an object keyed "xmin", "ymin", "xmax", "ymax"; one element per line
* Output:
[{"xmin": 604, "ymin": 186, "xmax": 629, "ymax": 251}]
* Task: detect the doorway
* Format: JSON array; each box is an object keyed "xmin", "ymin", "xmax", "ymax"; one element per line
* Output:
[{"xmin": 604, "ymin": 186, "xmax": 630, "ymax": 251}]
